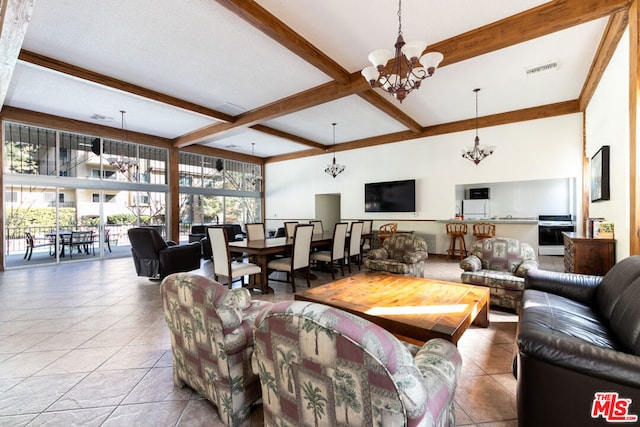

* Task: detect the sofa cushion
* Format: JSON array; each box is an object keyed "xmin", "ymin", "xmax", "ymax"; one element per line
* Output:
[
  {"xmin": 596, "ymin": 256, "xmax": 640, "ymax": 321},
  {"xmin": 461, "ymin": 270, "xmax": 525, "ymax": 291},
  {"xmin": 521, "ymin": 289, "xmax": 622, "ymax": 352}
]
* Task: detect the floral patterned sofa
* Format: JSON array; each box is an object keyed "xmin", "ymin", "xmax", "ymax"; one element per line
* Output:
[
  {"xmin": 363, "ymin": 233, "xmax": 429, "ymax": 277},
  {"xmin": 252, "ymin": 300, "xmax": 462, "ymax": 427},
  {"xmin": 160, "ymin": 273, "xmax": 273, "ymax": 426},
  {"xmin": 460, "ymin": 237, "xmax": 538, "ymax": 311}
]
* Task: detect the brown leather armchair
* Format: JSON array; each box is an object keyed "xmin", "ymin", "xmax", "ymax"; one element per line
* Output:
[{"xmin": 128, "ymin": 227, "xmax": 201, "ymax": 280}]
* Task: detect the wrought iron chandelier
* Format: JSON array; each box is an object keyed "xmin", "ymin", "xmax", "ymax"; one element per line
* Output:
[
  {"xmin": 107, "ymin": 110, "xmax": 138, "ymax": 173},
  {"xmin": 245, "ymin": 143, "xmax": 263, "ymax": 186},
  {"xmin": 324, "ymin": 123, "xmax": 345, "ymax": 178},
  {"xmin": 361, "ymin": 0, "xmax": 443, "ymax": 103},
  {"xmin": 462, "ymin": 88, "xmax": 495, "ymax": 165}
]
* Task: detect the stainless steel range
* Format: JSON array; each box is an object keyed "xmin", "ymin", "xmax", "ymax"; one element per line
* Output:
[{"xmin": 538, "ymin": 214, "xmax": 575, "ymax": 255}]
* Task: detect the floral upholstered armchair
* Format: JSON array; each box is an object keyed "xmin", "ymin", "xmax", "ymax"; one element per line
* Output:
[
  {"xmin": 252, "ymin": 301, "xmax": 462, "ymax": 427},
  {"xmin": 460, "ymin": 237, "xmax": 538, "ymax": 311},
  {"xmin": 160, "ymin": 273, "xmax": 272, "ymax": 426},
  {"xmin": 363, "ymin": 233, "xmax": 429, "ymax": 277}
]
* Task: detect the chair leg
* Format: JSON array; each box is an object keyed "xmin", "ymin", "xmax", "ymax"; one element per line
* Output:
[
  {"xmin": 339, "ymin": 259, "xmax": 345, "ymax": 277},
  {"xmin": 290, "ymin": 272, "xmax": 296, "ymax": 293},
  {"xmin": 347, "ymin": 256, "xmax": 352, "ymax": 273}
]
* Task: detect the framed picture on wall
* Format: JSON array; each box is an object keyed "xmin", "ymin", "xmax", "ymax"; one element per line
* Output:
[{"xmin": 591, "ymin": 145, "xmax": 610, "ymax": 202}]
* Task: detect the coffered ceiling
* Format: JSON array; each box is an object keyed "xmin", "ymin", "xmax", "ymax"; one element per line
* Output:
[{"xmin": 0, "ymin": 0, "xmax": 630, "ymax": 162}]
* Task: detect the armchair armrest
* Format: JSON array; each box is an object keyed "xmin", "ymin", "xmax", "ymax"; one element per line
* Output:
[
  {"xmin": 158, "ymin": 242, "xmax": 202, "ymax": 275},
  {"xmin": 460, "ymin": 255, "xmax": 482, "ymax": 272},
  {"xmin": 414, "ymin": 338, "xmax": 462, "ymax": 400},
  {"xmin": 515, "ymin": 259, "xmax": 539, "ymax": 277},
  {"xmin": 228, "ymin": 287, "xmax": 252, "ymax": 311},
  {"xmin": 524, "ymin": 268, "xmax": 602, "ymax": 305},
  {"xmin": 403, "ymin": 250, "xmax": 428, "ymax": 264},
  {"xmin": 366, "ymin": 248, "xmax": 389, "ymax": 260}
]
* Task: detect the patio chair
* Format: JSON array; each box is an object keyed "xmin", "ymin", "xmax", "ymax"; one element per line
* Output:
[{"xmin": 23, "ymin": 232, "xmax": 54, "ymax": 260}]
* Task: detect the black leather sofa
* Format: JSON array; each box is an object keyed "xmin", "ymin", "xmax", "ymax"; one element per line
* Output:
[
  {"xmin": 128, "ymin": 227, "xmax": 201, "ymax": 280},
  {"xmin": 515, "ymin": 256, "xmax": 640, "ymax": 426}
]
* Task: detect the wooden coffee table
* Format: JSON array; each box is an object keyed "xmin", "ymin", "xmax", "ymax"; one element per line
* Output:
[{"xmin": 294, "ymin": 271, "xmax": 489, "ymax": 345}]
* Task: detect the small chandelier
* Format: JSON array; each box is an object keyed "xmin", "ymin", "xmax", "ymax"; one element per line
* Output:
[
  {"xmin": 361, "ymin": 0, "xmax": 443, "ymax": 103},
  {"xmin": 462, "ymin": 88, "xmax": 495, "ymax": 165},
  {"xmin": 107, "ymin": 110, "xmax": 138, "ymax": 173},
  {"xmin": 245, "ymin": 143, "xmax": 263, "ymax": 186},
  {"xmin": 324, "ymin": 123, "xmax": 345, "ymax": 178}
]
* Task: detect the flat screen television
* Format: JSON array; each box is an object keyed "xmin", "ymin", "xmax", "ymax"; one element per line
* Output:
[{"xmin": 364, "ymin": 179, "xmax": 416, "ymax": 212}]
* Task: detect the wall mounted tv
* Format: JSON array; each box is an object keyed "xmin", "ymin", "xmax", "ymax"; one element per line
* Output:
[{"xmin": 364, "ymin": 179, "xmax": 416, "ymax": 212}]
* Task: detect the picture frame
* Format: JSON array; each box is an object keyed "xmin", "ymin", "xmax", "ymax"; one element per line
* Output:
[{"xmin": 591, "ymin": 145, "xmax": 610, "ymax": 202}]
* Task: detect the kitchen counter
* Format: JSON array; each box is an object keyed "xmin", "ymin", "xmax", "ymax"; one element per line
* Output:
[{"xmin": 436, "ymin": 218, "xmax": 538, "ymax": 224}]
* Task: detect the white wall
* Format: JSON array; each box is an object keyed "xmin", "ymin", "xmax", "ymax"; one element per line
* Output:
[
  {"xmin": 586, "ymin": 29, "xmax": 630, "ymax": 260},
  {"xmin": 265, "ymin": 113, "xmax": 583, "ymax": 253}
]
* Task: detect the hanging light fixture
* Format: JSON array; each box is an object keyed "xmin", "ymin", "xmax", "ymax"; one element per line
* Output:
[
  {"xmin": 462, "ymin": 88, "xmax": 495, "ymax": 165},
  {"xmin": 324, "ymin": 123, "xmax": 346, "ymax": 178},
  {"xmin": 361, "ymin": 0, "xmax": 443, "ymax": 103},
  {"xmin": 245, "ymin": 143, "xmax": 263, "ymax": 186},
  {"xmin": 107, "ymin": 110, "xmax": 138, "ymax": 173}
]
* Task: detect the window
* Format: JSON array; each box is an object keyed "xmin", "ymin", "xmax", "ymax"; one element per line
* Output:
[
  {"xmin": 58, "ymin": 193, "xmax": 65, "ymax": 203},
  {"xmin": 90, "ymin": 169, "xmax": 116, "ymax": 179}
]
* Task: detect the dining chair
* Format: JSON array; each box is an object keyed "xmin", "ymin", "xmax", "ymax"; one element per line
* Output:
[
  {"xmin": 309, "ymin": 220, "xmax": 323, "ymax": 234},
  {"xmin": 361, "ymin": 219, "xmax": 373, "ymax": 255},
  {"xmin": 245, "ymin": 222, "xmax": 266, "ymax": 241},
  {"xmin": 284, "ymin": 221, "xmax": 298, "ymax": 238},
  {"xmin": 310, "ymin": 222, "xmax": 348, "ymax": 280},
  {"xmin": 345, "ymin": 221, "xmax": 364, "ymax": 272},
  {"xmin": 266, "ymin": 224, "xmax": 314, "ymax": 292},
  {"xmin": 208, "ymin": 227, "xmax": 261, "ymax": 289}
]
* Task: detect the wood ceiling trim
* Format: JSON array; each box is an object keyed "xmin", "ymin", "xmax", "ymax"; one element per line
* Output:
[
  {"xmin": 0, "ymin": 0, "xmax": 35, "ymax": 110},
  {"xmin": 579, "ymin": 10, "xmax": 629, "ymax": 111},
  {"xmin": 18, "ymin": 50, "xmax": 235, "ymax": 123},
  {"xmin": 356, "ymin": 90, "xmax": 423, "ymax": 133},
  {"xmin": 265, "ymin": 100, "xmax": 581, "ymax": 163},
  {"xmin": 250, "ymin": 124, "xmax": 326, "ymax": 150},
  {"xmin": 1, "ymin": 106, "xmax": 173, "ymax": 148},
  {"xmin": 214, "ymin": 0, "xmax": 350, "ymax": 85},
  {"xmin": 173, "ymin": 79, "xmax": 366, "ymax": 147},
  {"xmin": 432, "ymin": 0, "xmax": 630, "ymax": 67},
  {"xmin": 182, "ymin": 0, "xmax": 629, "ymax": 150}
]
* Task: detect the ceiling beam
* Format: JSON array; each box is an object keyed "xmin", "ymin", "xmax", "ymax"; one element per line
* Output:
[
  {"xmin": 0, "ymin": 0, "xmax": 35, "ymax": 111},
  {"xmin": 265, "ymin": 100, "xmax": 581, "ymax": 163},
  {"xmin": 433, "ymin": 0, "xmax": 630, "ymax": 67},
  {"xmin": 18, "ymin": 50, "xmax": 235, "ymax": 123},
  {"xmin": 177, "ymin": 0, "xmax": 629, "ymax": 149},
  {"xmin": 250, "ymin": 124, "xmax": 326, "ymax": 150},
  {"xmin": 214, "ymin": 0, "xmax": 350, "ymax": 85},
  {"xmin": 579, "ymin": 10, "xmax": 629, "ymax": 111},
  {"xmin": 356, "ymin": 90, "xmax": 423, "ymax": 133},
  {"xmin": 0, "ymin": 106, "xmax": 173, "ymax": 147}
]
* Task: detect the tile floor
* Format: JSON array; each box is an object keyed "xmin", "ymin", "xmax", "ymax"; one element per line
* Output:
[{"xmin": 0, "ymin": 255, "xmax": 564, "ymax": 426}]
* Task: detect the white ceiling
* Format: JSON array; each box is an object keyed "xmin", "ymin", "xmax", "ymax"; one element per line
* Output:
[{"xmin": 3, "ymin": 0, "xmax": 612, "ymax": 158}]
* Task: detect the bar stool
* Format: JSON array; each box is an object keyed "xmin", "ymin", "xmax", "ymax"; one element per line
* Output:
[
  {"xmin": 473, "ymin": 222, "xmax": 496, "ymax": 241},
  {"xmin": 446, "ymin": 222, "xmax": 468, "ymax": 261}
]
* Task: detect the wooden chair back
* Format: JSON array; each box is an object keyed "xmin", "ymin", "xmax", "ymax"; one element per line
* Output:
[
  {"xmin": 473, "ymin": 222, "xmax": 496, "ymax": 240},
  {"xmin": 446, "ymin": 222, "xmax": 468, "ymax": 235}
]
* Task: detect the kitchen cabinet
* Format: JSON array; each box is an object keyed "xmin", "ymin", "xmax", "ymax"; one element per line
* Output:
[{"xmin": 562, "ymin": 232, "xmax": 616, "ymax": 275}]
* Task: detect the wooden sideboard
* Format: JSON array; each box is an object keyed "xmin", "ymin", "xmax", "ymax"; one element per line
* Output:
[{"xmin": 562, "ymin": 232, "xmax": 616, "ymax": 275}]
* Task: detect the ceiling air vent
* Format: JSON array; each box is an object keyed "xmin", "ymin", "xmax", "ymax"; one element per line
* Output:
[
  {"xmin": 525, "ymin": 61, "xmax": 558, "ymax": 76},
  {"xmin": 89, "ymin": 113, "xmax": 113, "ymax": 121}
]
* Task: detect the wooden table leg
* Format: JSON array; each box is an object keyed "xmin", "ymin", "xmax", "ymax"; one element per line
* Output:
[{"xmin": 472, "ymin": 300, "xmax": 490, "ymax": 328}]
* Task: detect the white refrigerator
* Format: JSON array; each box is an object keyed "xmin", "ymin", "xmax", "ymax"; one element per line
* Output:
[{"xmin": 462, "ymin": 200, "xmax": 490, "ymax": 220}]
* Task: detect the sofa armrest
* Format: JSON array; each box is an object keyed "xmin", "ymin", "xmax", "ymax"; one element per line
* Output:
[
  {"xmin": 228, "ymin": 287, "xmax": 252, "ymax": 311},
  {"xmin": 518, "ymin": 326, "xmax": 640, "ymax": 389},
  {"xmin": 367, "ymin": 248, "xmax": 388, "ymax": 260},
  {"xmin": 515, "ymin": 259, "xmax": 539, "ymax": 277},
  {"xmin": 524, "ymin": 269, "xmax": 602, "ymax": 304},
  {"xmin": 403, "ymin": 250, "xmax": 428, "ymax": 264},
  {"xmin": 460, "ymin": 255, "xmax": 482, "ymax": 272}
]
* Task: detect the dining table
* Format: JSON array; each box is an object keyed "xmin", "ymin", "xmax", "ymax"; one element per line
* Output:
[{"xmin": 228, "ymin": 231, "xmax": 335, "ymax": 293}]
